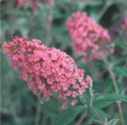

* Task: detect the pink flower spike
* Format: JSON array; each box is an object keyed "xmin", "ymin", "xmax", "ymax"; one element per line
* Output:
[
  {"xmin": 3, "ymin": 37, "xmax": 92, "ymax": 106},
  {"xmin": 66, "ymin": 11, "xmax": 112, "ymax": 62}
]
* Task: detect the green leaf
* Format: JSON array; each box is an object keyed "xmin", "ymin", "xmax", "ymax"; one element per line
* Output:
[
  {"xmin": 86, "ymin": 107, "xmax": 108, "ymax": 125},
  {"xmin": 94, "ymin": 94, "xmax": 127, "ymax": 108},
  {"xmin": 107, "ymin": 119, "xmax": 119, "ymax": 125},
  {"xmin": 41, "ymin": 99, "xmax": 61, "ymax": 117},
  {"xmin": 52, "ymin": 106, "xmax": 84, "ymax": 125},
  {"xmin": 115, "ymin": 66, "xmax": 127, "ymax": 77}
]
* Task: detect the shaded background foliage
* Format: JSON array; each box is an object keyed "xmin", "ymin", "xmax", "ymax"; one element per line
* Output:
[{"xmin": 0, "ymin": 0, "xmax": 127, "ymax": 125}]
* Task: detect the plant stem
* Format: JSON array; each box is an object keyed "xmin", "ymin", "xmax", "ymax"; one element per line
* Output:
[
  {"xmin": 75, "ymin": 111, "xmax": 87, "ymax": 125},
  {"xmin": 104, "ymin": 59, "xmax": 125, "ymax": 125},
  {"xmin": 75, "ymin": 89, "xmax": 93, "ymax": 125},
  {"xmin": 75, "ymin": 86, "xmax": 93, "ymax": 125},
  {"xmin": 35, "ymin": 102, "xmax": 41, "ymax": 125},
  {"xmin": 46, "ymin": 0, "xmax": 54, "ymax": 46}
]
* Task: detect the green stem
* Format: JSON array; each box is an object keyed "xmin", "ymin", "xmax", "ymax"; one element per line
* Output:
[
  {"xmin": 89, "ymin": 85, "xmax": 94, "ymax": 107},
  {"xmin": 104, "ymin": 59, "xmax": 125, "ymax": 125},
  {"xmin": 46, "ymin": 1, "xmax": 54, "ymax": 46},
  {"xmin": 75, "ymin": 111, "xmax": 87, "ymax": 125},
  {"xmin": 75, "ymin": 63, "xmax": 94, "ymax": 125},
  {"xmin": 35, "ymin": 102, "xmax": 41, "ymax": 125}
]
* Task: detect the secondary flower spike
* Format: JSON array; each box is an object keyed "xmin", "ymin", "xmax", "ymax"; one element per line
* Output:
[
  {"xmin": 66, "ymin": 11, "xmax": 111, "ymax": 62},
  {"xmin": 3, "ymin": 37, "xmax": 92, "ymax": 105}
]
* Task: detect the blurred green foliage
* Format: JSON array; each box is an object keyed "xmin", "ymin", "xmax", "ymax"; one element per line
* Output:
[{"xmin": 0, "ymin": 0, "xmax": 127, "ymax": 125}]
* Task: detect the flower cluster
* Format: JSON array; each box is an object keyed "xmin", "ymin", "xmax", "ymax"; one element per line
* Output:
[
  {"xmin": 3, "ymin": 37, "xmax": 92, "ymax": 105},
  {"xmin": 66, "ymin": 11, "xmax": 111, "ymax": 62}
]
